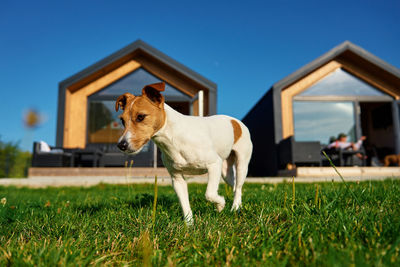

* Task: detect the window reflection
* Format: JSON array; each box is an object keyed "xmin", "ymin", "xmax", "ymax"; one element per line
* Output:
[
  {"xmin": 88, "ymin": 101, "xmax": 122, "ymax": 143},
  {"xmin": 293, "ymin": 101, "xmax": 355, "ymax": 144},
  {"xmin": 299, "ymin": 68, "xmax": 384, "ymax": 96}
]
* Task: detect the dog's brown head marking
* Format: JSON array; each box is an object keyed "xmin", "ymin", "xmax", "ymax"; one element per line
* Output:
[
  {"xmin": 231, "ymin": 120, "xmax": 242, "ymax": 144},
  {"xmin": 116, "ymin": 82, "xmax": 166, "ymax": 153}
]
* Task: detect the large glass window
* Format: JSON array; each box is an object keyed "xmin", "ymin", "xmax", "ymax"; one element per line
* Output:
[
  {"xmin": 88, "ymin": 101, "xmax": 122, "ymax": 144},
  {"xmin": 293, "ymin": 101, "xmax": 355, "ymax": 144}
]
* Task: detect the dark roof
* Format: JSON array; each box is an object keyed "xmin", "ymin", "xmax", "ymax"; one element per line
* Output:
[
  {"xmin": 59, "ymin": 39, "xmax": 217, "ymax": 91},
  {"xmin": 272, "ymin": 40, "xmax": 400, "ymax": 92}
]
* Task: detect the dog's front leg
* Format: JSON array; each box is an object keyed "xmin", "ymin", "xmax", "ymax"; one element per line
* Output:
[
  {"xmin": 171, "ymin": 175, "xmax": 193, "ymax": 225},
  {"xmin": 205, "ymin": 160, "xmax": 225, "ymax": 212}
]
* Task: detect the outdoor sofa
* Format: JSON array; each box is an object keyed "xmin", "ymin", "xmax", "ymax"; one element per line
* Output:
[
  {"xmin": 32, "ymin": 141, "xmax": 74, "ymax": 167},
  {"xmin": 32, "ymin": 141, "xmax": 155, "ymax": 168}
]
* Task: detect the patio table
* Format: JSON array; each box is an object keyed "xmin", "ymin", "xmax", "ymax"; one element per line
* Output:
[{"xmin": 70, "ymin": 150, "xmax": 103, "ymax": 167}]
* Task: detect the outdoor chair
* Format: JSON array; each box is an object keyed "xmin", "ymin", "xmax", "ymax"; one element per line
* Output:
[
  {"xmin": 279, "ymin": 136, "xmax": 322, "ymax": 168},
  {"xmin": 98, "ymin": 144, "xmax": 129, "ymax": 167},
  {"xmin": 70, "ymin": 145, "xmax": 103, "ymax": 167},
  {"xmin": 321, "ymin": 147, "xmax": 366, "ymax": 167}
]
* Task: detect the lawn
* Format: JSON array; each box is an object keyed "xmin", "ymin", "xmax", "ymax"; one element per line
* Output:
[{"xmin": 0, "ymin": 179, "xmax": 399, "ymax": 266}]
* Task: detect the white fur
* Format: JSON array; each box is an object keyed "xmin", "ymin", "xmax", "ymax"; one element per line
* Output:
[{"xmin": 152, "ymin": 104, "xmax": 253, "ymax": 224}]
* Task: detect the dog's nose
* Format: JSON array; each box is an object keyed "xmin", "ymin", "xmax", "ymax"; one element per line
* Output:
[{"xmin": 117, "ymin": 140, "xmax": 128, "ymax": 151}]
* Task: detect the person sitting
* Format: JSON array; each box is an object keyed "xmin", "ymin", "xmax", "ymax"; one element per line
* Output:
[
  {"xmin": 328, "ymin": 136, "xmax": 337, "ymax": 144},
  {"xmin": 327, "ymin": 133, "xmax": 365, "ymax": 150},
  {"xmin": 327, "ymin": 133, "xmax": 367, "ymax": 162}
]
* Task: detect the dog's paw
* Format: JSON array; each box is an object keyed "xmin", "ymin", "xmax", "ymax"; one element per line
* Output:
[
  {"xmin": 184, "ymin": 213, "xmax": 194, "ymax": 226},
  {"xmin": 216, "ymin": 201, "xmax": 225, "ymax": 212},
  {"xmin": 216, "ymin": 204, "xmax": 225, "ymax": 212},
  {"xmin": 230, "ymin": 202, "xmax": 241, "ymax": 212},
  {"xmin": 185, "ymin": 218, "xmax": 193, "ymax": 227}
]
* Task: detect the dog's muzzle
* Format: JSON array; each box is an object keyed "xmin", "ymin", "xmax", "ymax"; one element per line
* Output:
[
  {"xmin": 117, "ymin": 139, "xmax": 143, "ymax": 155},
  {"xmin": 117, "ymin": 140, "xmax": 129, "ymax": 151}
]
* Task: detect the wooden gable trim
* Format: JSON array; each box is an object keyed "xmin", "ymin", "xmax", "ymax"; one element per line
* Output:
[
  {"xmin": 134, "ymin": 54, "xmax": 205, "ymax": 96},
  {"xmin": 134, "ymin": 52, "xmax": 210, "ymax": 115},
  {"xmin": 66, "ymin": 53, "xmax": 137, "ymax": 93}
]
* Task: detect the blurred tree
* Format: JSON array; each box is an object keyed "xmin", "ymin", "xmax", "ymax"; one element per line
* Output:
[{"xmin": 0, "ymin": 138, "xmax": 31, "ymax": 178}]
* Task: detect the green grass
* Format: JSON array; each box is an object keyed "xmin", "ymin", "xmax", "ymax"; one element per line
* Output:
[{"xmin": 1, "ymin": 180, "xmax": 400, "ymax": 266}]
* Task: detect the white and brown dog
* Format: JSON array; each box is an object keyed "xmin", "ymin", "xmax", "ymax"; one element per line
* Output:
[{"xmin": 115, "ymin": 82, "xmax": 252, "ymax": 223}]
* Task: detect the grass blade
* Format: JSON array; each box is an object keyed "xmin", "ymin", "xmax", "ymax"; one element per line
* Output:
[
  {"xmin": 314, "ymin": 184, "xmax": 319, "ymax": 207},
  {"xmin": 292, "ymin": 176, "xmax": 295, "ymax": 211},
  {"xmin": 322, "ymin": 151, "xmax": 361, "ymax": 205},
  {"xmin": 152, "ymin": 175, "xmax": 158, "ymax": 237}
]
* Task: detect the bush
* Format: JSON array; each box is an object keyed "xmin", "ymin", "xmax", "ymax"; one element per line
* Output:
[{"xmin": 0, "ymin": 138, "xmax": 31, "ymax": 178}]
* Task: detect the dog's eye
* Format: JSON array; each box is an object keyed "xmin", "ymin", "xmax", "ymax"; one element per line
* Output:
[
  {"xmin": 120, "ymin": 118, "xmax": 125, "ymax": 127},
  {"xmin": 136, "ymin": 114, "xmax": 146, "ymax": 122}
]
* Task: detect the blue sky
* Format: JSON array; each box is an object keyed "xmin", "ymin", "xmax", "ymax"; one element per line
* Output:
[{"xmin": 1, "ymin": 0, "xmax": 399, "ymax": 151}]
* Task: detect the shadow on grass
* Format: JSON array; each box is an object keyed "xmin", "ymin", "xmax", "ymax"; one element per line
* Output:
[
  {"xmin": 126, "ymin": 193, "xmax": 176, "ymax": 210},
  {"xmin": 75, "ymin": 194, "xmax": 177, "ymax": 215}
]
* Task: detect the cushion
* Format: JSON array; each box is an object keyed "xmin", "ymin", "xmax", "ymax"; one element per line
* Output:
[{"xmin": 39, "ymin": 141, "xmax": 51, "ymax": 152}]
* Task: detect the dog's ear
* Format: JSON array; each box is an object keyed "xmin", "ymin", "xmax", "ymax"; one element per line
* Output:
[
  {"xmin": 142, "ymin": 82, "xmax": 165, "ymax": 108},
  {"xmin": 115, "ymin": 93, "xmax": 135, "ymax": 112}
]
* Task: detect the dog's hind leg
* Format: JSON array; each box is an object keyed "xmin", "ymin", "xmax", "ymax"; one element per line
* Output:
[
  {"xmin": 231, "ymin": 155, "xmax": 248, "ymax": 211},
  {"xmin": 231, "ymin": 141, "xmax": 252, "ymax": 211},
  {"xmin": 205, "ymin": 159, "xmax": 226, "ymax": 212},
  {"xmin": 221, "ymin": 151, "xmax": 236, "ymax": 188}
]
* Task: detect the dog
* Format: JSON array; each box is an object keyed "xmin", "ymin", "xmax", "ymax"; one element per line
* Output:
[
  {"xmin": 115, "ymin": 82, "xmax": 252, "ymax": 224},
  {"xmin": 383, "ymin": 154, "xmax": 400, "ymax": 166}
]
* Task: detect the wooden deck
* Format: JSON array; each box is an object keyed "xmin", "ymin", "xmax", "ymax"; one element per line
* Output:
[
  {"xmin": 28, "ymin": 167, "xmax": 169, "ymax": 177},
  {"xmin": 278, "ymin": 167, "xmax": 400, "ymax": 178}
]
